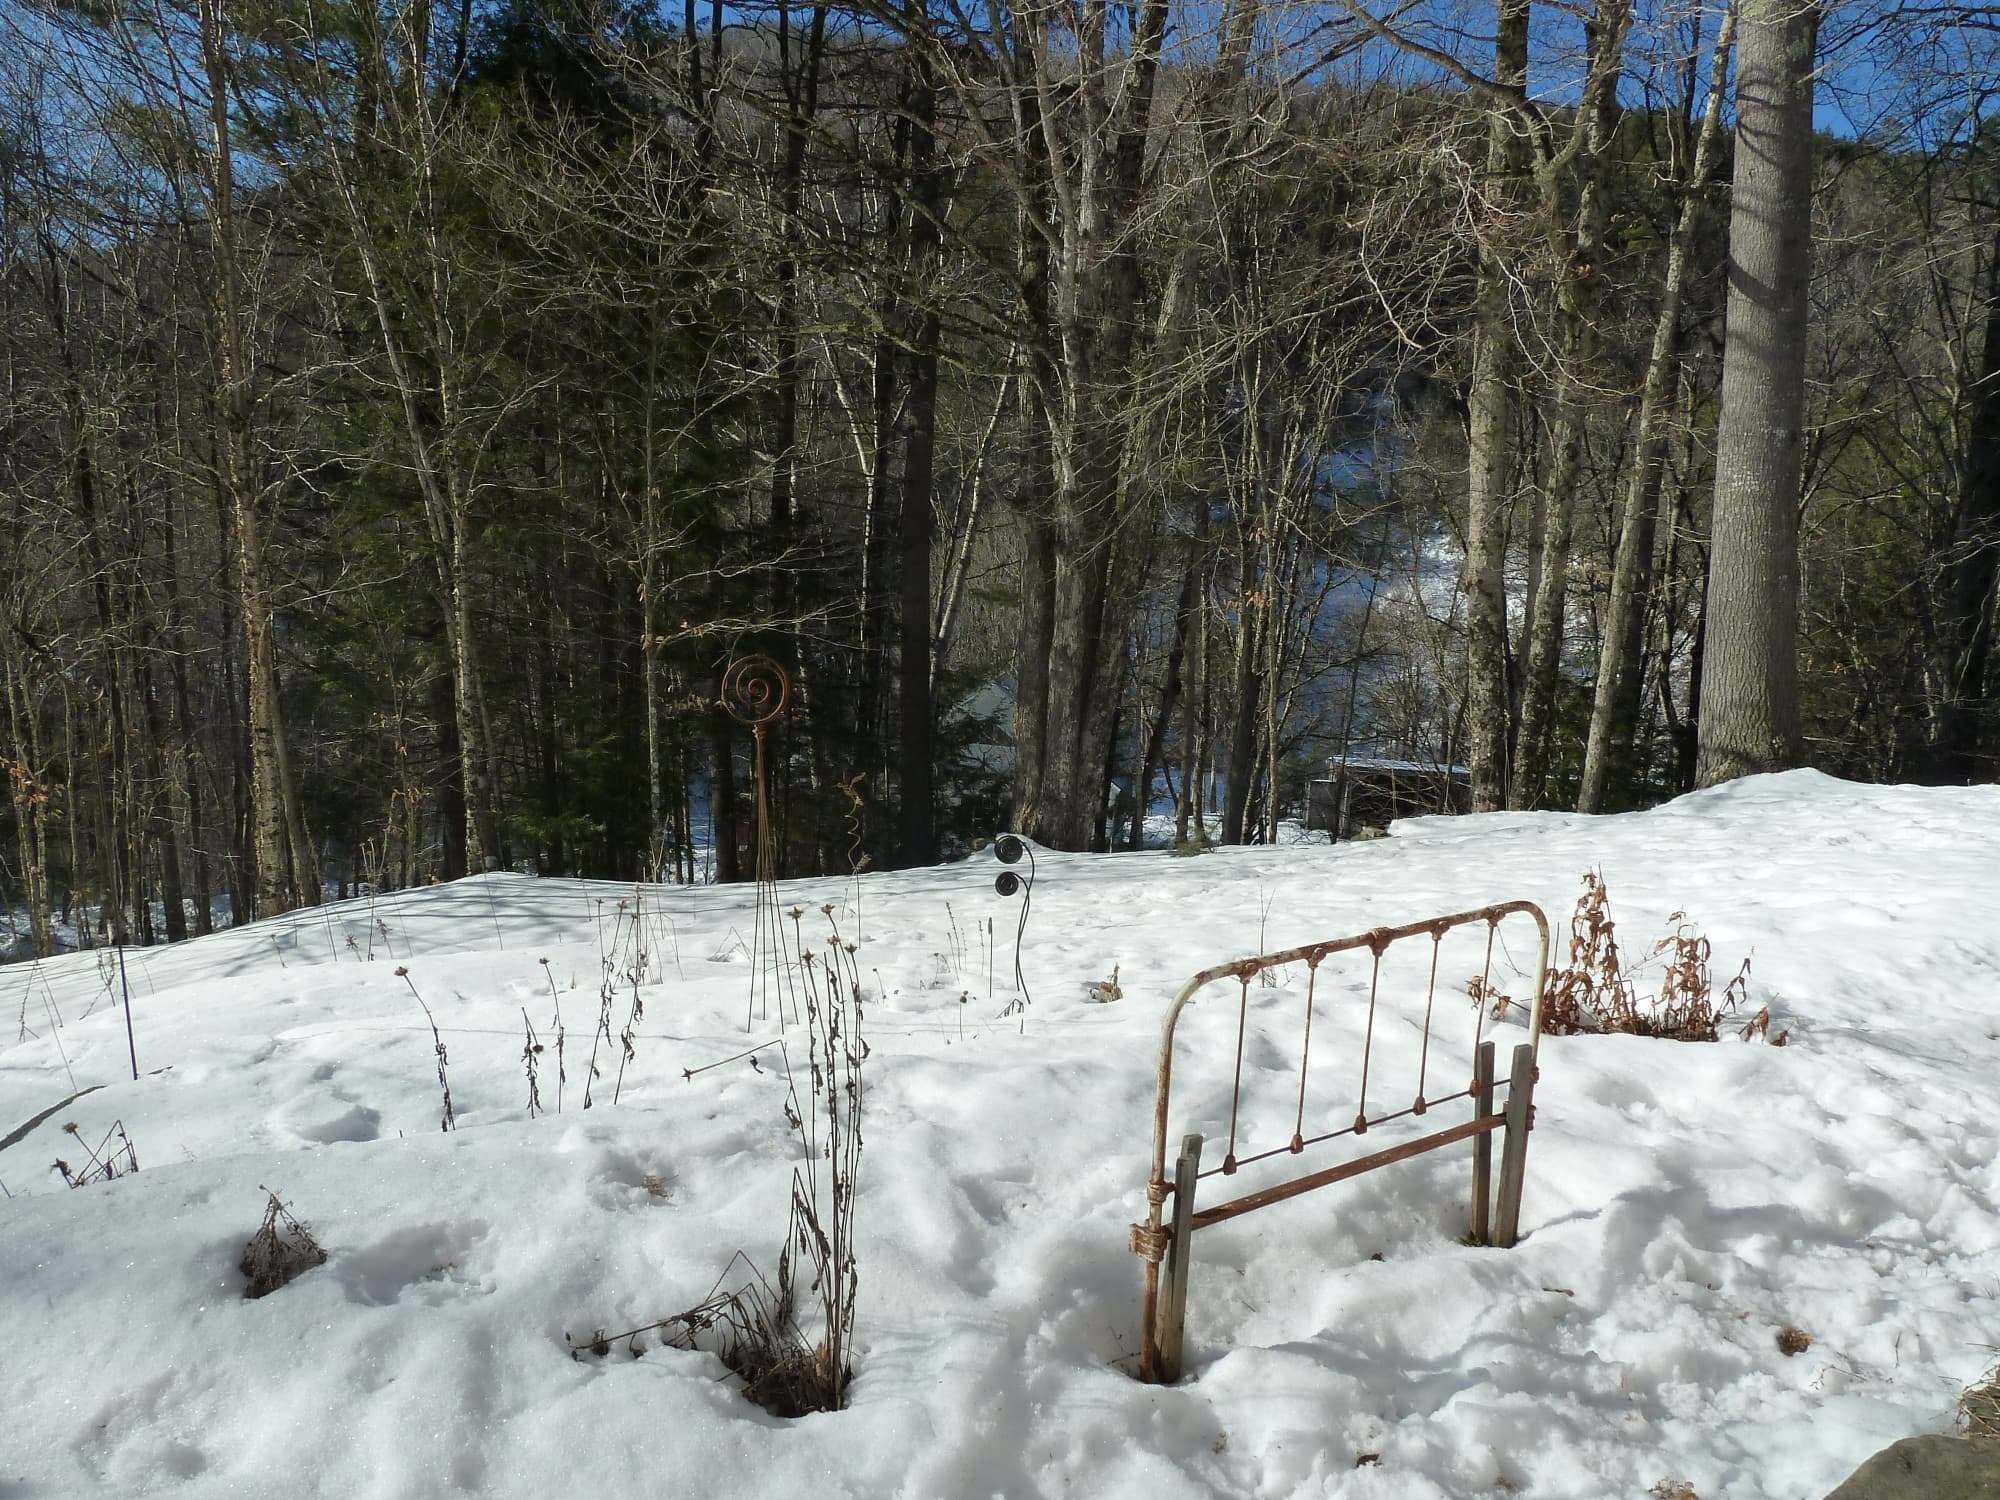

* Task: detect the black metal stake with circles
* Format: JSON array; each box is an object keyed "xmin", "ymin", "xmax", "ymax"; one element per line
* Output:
[{"xmin": 993, "ymin": 834, "xmax": 1035, "ymax": 1030}]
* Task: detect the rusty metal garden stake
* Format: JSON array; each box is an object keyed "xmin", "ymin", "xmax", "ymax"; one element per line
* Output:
[
  {"xmin": 117, "ymin": 945, "xmax": 137, "ymax": 1081},
  {"xmin": 722, "ymin": 655, "xmax": 792, "ymax": 1032},
  {"xmin": 992, "ymin": 834, "xmax": 1035, "ymax": 1029}
]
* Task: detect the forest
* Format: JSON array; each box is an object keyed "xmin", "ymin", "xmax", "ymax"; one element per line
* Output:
[{"xmin": 0, "ymin": 0, "xmax": 1994, "ymax": 950}]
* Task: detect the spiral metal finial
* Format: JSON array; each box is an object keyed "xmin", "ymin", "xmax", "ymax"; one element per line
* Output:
[
  {"xmin": 721, "ymin": 655, "xmax": 790, "ymax": 728},
  {"xmin": 991, "ymin": 832, "xmax": 1036, "ymax": 1025},
  {"xmin": 993, "ymin": 833, "xmax": 1032, "ymax": 898}
]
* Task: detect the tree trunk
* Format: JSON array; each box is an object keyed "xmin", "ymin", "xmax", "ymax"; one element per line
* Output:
[
  {"xmin": 861, "ymin": 328, "xmax": 897, "ymax": 771},
  {"xmin": 3, "ymin": 659, "xmax": 53, "ymax": 958},
  {"xmin": 1696, "ymin": 0, "xmax": 1817, "ymax": 786},
  {"xmin": 766, "ymin": 0, "xmax": 828, "ymax": 680},
  {"xmin": 55, "ymin": 325, "xmax": 132, "ymax": 941},
  {"xmin": 1221, "ymin": 608, "xmax": 1262, "ymax": 845},
  {"xmin": 1921, "ymin": 219, "xmax": 2000, "ymax": 783},
  {"xmin": 1093, "ymin": 649, "xmax": 1131, "ymax": 853},
  {"xmin": 1038, "ymin": 529, "xmax": 1117, "ymax": 849},
  {"xmin": 1174, "ymin": 566, "xmax": 1210, "ymax": 848},
  {"xmin": 1012, "ymin": 506, "xmax": 1057, "ymax": 833},
  {"xmin": 899, "ymin": 328, "xmax": 941, "ymax": 859},
  {"xmin": 435, "ymin": 663, "xmax": 469, "ymax": 880},
  {"xmin": 276, "ymin": 702, "xmax": 320, "ymax": 900},
  {"xmin": 640, "ymin": 319, "xmax": 666, "ymax": 868},
  {"xmin": 708, "ymin": 703, "xmax": 741, "ymax": 884},
  {"xmin": 1579, "ymin": 8, "xmax": 1736, "ymax": 812},
  {"xmin": 1509, "ymin": 0, "xmax": 1634, "ymax": 809},
  {"xmin": 198, "ymin": 0, "xmax": 294, "ymax": 920},
  {"xmin": 140, "ymin": 657, "xmax": 188, "ymax": 943},
  {"xmin": 1006, "ymin": 75, "xmax": 1059, "ymax": 834},
  {"xmin": 933, "ymin": 373, "xmax": 1008, "ymax": 689},
  {"xmin": 997, "ymin": 0, "xmax": 1170, "ymax": 850},
  {"xmin": 317, "ymin": 4, "xmax": 502, "ymax": 876},
  {"xmin": 1463, "ymin": 0, "xmax": 1531, "ymax": 812},
  {"xmin": 894, "ymin": 73, "xmax": 942, "ymax": 867},
  {"xmin": 1127, "ymin": 559, "xmax": 1200, "ymax": 851}
]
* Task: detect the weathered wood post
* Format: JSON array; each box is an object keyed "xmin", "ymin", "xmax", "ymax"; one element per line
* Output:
[
  {"xmin": 1493, "ymin": 1043, "xmax": 1537, "ymax": 1248},
  {"xmin": 1471, "ymin": 1039, "xmax": 1497, "ymax": 1242},
  {"xmin": 1154, "ymin": 1132, "xmax": 1203, "ymax": 1382}
]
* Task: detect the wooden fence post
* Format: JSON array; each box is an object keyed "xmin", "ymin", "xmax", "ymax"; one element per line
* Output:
[
  {"xmin": 1155, "ymin": 1132, "xmax": 1203, "ymax": 1382},
  {"xmin": 1493, "ymin": 1043, "xmax": 1536, "ymax": 1248}
]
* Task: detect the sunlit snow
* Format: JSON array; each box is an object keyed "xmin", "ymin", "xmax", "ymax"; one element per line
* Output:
[{"xmin": 3, "ymin": 770, "xmax": 1997, "ymax": 1498}]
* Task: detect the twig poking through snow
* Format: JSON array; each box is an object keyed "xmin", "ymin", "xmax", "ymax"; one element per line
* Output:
[{"xmin": 397, "ymin": 967, "xmax": 455, "ymax": 1131}]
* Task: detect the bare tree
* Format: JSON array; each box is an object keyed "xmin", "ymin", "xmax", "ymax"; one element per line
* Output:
[
  {"xmin": 285, "ymin": 0, "xmax": 514, "ymax": 871},
  {"xmin": 1578, "ymin": 5, "xmax": 1738, "ymax": 811}
]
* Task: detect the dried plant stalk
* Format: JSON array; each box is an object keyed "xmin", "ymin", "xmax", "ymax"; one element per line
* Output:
[
  {"xmin": 240, "ymin": 1188, "xmax": 327, "ymax": 1299},
  {"xmin": 51, "ymin": 1118, "xmax": 138, "ymax": 1188},
  {"xmin": 1482, "ymin": 873, "xmax": 1764, "ymax": 1042}
]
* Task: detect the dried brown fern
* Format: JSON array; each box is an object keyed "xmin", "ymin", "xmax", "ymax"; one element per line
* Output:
[{"xmin": 1489, "ymin": 873, "xmax": 1763, "ymax": 1042}]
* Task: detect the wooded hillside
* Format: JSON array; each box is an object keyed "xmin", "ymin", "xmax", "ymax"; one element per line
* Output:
[{"xmin": 1, "ymin": 0, "xmax": 1993, "ymax": 945}]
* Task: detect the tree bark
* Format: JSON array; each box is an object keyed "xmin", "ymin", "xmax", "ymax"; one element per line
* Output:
[
  {"xmin": 994, "ymin": 0, "xmax": 1171, "ymax": 849},
  {"xmin": 139, "ymin": 656, "xmax": 188, "ymax": 943},
  {"xmin": 435, "ymin": 661, "xmax": 468, "ymax": 879},
  {"xmin": 1463, "ymin": 0, "xmax": 1531, "ymax": 812},
  {"xmin": 1221, "ymin": 608, "xmax": 1262, "ymax": 845},
  {"xmin": 708, "ymin": 699, "xmax": 741, "ymax": 884},
  {"xmin": 1508, "ymin": 0, "xmax": 1633, "ymax": 809},
  {"xmin": 199, "ymin": 0, "xmax": 295, "ymax": 918},
  {"xmin": 1011, "ymin": 508, "xmax": 1057, "ymax": 833},
  {"xmin": 860, "ymin": 328, "xmax": 897, "ymax": 768},
  {"xmin": 1127, "ymin": 558, "xmax": 1200, "ymax": 851},
  {"xmin": 1007, "ymin": 79, "xmax": 1058, "ymax": 835},
  {"xmin": 933, "ymin": 373, "xmax": 1008, "ymax": 689},
  {"xmin": 3, "ymin": 659, "xmax": 53, "ymax": 958},
  {"xmin": 897, "ymin": 78, "xmax": 942, "ymax": 867},
  {"xmin": 1920, "ymin": 218, "xmax": 2000, "ymax": 783},
  {"xmin": 1579, "ymin": 7, "xmax": 1736, "ymax": 812},
  {"xmin": 1696, "ymin": 0, "xmax": 1817, "ymax": 786}
]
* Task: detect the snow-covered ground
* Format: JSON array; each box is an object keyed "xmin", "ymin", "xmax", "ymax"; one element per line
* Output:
[{"xmin": 3, "ymin": 770, "xmax": 1997, "ymax": 1498}]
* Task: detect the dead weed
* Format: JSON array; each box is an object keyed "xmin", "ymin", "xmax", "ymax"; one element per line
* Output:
[
  {"xmin": 240, "ymin": 1188, "xmax": 327, "ymax": 1298},
  {"xmin": 1478, "ymin": 872, "xmax": 1776, "ymax": 1043},
  {"xmin": 1958, "ymin": 1359, "xmax": 2000, "ymax": 1438}
]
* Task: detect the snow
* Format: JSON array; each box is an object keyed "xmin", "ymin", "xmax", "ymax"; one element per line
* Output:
[{"xmin": 3, "ymin": 769, "xmax": 1998, "ymax": 1499}]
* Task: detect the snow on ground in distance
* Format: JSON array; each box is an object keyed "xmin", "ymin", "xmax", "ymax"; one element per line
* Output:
[{"xmin": 3, "ymin": 770, "xmax": 1998, "ymax": 1499}]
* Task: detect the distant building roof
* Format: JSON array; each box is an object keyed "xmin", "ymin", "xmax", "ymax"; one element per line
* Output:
[{"xmin": 1323, "ymin": 755, "xmax": 1470, "ymax": 778}]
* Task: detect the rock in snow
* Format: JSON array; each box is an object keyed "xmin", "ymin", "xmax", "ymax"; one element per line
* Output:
[{"xmin": 1823, "ymin": 1437, "xmax": 2000, "ymax": 1499}]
